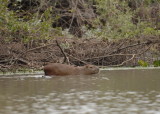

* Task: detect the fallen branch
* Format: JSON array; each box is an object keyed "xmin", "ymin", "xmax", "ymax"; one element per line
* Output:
[
  {"xmin": 0, "ymin": 64, "xmax": 10, "ymax": 68},
  {"xmin": 0, "ymin": 58, "xmax": 29, "ymax": 65},
  {"xmin": 108, "ymin": 54, "xmax": 136, "ymax": 67},
  {"xmin": 13, "ymin": 42, "xmax": 56, "ymax": 64},
  {"xmin": 83, "ymin": 41, "xmax": 151, "ymax": 61},
  {"xmin": 25, "ymin": 43, "xmax": 56, "ymax": 53},
  {"xmin": 84, "ymin": 54, "xmax": 136, "ymax": 61},
  {"xmin": 136, "ymin": 45, "xmax": 152, "ymax": 55},
  {"xmin": 55, "ymin": 40, "xmax": 70, "ymax": 64},
  {"xmin": 66, "ymin": 53, "xmax": 88, "ymax": 65},
  {"xmin": 108, "ymin": 41, "xmax": 150, "ymax": 55}
]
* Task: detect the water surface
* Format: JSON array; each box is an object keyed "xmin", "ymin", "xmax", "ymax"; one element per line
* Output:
[{"xmin": 0, "ymin": 68, "xmax": 160, "ymax": 114}]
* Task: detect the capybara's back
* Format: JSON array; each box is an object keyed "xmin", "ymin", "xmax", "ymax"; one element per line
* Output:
[{"xmin": 44, "ymin": 63, "xmax": 99, "ymax": 76}]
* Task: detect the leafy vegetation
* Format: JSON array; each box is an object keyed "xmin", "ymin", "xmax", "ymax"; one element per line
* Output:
[
  {"xmin": 0, "ymin": 0, "xmax": 159, "ymax": 42},
  {"xmin": 0, "ymin": 0, "xmax": 62, "ymax": 43},
  {"xmin": 153, "ymin": 60, "xmax": 160, "ymax": 67},
  {"xmin": 138, "ymin": 60, "xmax": 149, "ymax": 67},
  {"xmin": 138, "ymin": 60, "xmax": 160, "ymax": 67},
  {"xmin": 0, "ymin": 0, "xmax": 159, "ymax": 70},
  {"xmin": 83, "ymin": 0, "xmax": 160, "ymax": 39}
]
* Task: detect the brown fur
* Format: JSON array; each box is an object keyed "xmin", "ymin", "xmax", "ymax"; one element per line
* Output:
[{"xmin": 44, "ymin": 63, "xmax": 99, "ymax": 76}]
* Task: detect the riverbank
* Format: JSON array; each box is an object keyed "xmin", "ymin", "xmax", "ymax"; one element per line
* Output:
[
  {"xmin": 1, "ymin": 1, "xmax": 160, "ymax": 72},
  {"xmin": 1, "ymin": 66, "xmax": 160, "ymax": 76},
  {"xmin": 0, "ymin": 35, "xmax": 160, "ymax": 72}
]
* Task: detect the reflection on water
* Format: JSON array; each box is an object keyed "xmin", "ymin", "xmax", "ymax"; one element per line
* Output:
[{"xmin": 0, "ymin": 68, "xmax": 160, "ymax": 114}]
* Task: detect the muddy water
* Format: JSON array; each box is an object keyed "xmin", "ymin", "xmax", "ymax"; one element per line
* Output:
[{"xmin": 0, "ymin": 68, "xmax": 160, "ymax": 114}]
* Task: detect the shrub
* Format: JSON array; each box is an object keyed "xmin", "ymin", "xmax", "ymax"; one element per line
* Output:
[
  {"xmin": 0, "ymin": 0, "xmax": 62, "ymax": 43},
  {"xmin": 82, "ymin": 0, "xmax": 160, "ymax": 40}
]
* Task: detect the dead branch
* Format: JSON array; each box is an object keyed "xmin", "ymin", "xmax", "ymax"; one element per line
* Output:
[
  {"xmin": 0, "ymin": 64, "xmax": 10, "ymax": 68},
  {"xmin": 12, "ymin": 42, "xmax": 56, "ymax": 64},
  {"xmin": 55, "ymin": 40, "xmax": 70, "ymax": 64},
  {"xmin": 66, "ymin": 53, "xmax": 88, "ymax": 65},
  {"xmin": 83, "ymin": 54, "xmax": 136, "ymax": 61},
  {"xmin": 108, "ymin": 54, "xmax": 136, "ymax": 67},
  {"xmin": 25, "ymin": 43, "xmax": 56, "ymax": 53},
  {"xmin": 137, "ymin": 45, "xmax": 152, "ymax": 55},
  {"xmin": 108, "ymin": 41, "xmax": 150, "ymax": 55},
  {"xmin": 83, "ymin": 41, "xmax": 151, "ymax": 61},
  {"xmin": 0, "ymin": 58, "xmax": 29, "ymax": 65}
]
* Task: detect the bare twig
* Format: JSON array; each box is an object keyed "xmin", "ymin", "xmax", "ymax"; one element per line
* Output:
[
  {"xmin": 108, "ymin": 41, "xmax": 150, "ymax": 55},
  {"xmin": 66, "ymin": 53, "xmax": 88, "ymax": 65},
  {"xmin": 137, "ymin": 45, "xmax": 152, "ymax": 55},
  {"xmin": 0, "ymin": 58, "xmax": 29, "ymax": 65},
  {"xmin": 69, "ymin": 0, "xmax": 78, "ymax": 31},
  {"xmin": 83, "ymin": 41, "xmax": 151, "ymax": 61},
  {"xmin": 0, "ymin": 64, "xmax": 9, "ymax": 68},
  {"xmin": 55, "ymin": 39, "xmax": 70, "ymax": 64},
  {"xmin": 84, "ymin": 54, "xmax": 136, "ymax": 61},
  {"xmin": 108, "ymin": 54, "xmax": 136, "ymax": 67},
  {"xmin": 25, "ymin": 43, "xmax": 56, "ymax": 53}
]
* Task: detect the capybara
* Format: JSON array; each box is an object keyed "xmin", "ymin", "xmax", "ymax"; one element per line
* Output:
[{"xmin": 44, "ymin": 63, "xmax": 99, "ymax": 76}]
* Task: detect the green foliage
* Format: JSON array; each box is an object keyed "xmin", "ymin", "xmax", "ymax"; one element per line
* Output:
[
  {"xmin": 126, "ymin": 0, "xmax": 160, "ymax": 6},
  {"xmin": 153, "ymin": 60, "xmax": 160, "ymax": 67},
  {"xmin": 83, "ymin": 1, "xmax": 122, "ymax": 39},
  {"xmin": 0, "ymin": 1, "xmax": 63, "ymax": 43},
  {"xmin": 82, "ymin": 0, "xmax": 159, "ymax": 40},
  {"xmin": 60, "ymin": 42, "xmax": 70, "ymax": 49},
  {"xmin": 138, "ymin": 60, "xmax": 149, "ymax": 67},
  {"xmin": 92, "ymin": 0, "xmax": 136, "ymax": 39},
  {"xmin": 143, "ymin": 27, "xmax": 159, "ymax": 35},
  {"xmin": 0, "ymin": 0, "xmax": 159, "ymax": 41}
]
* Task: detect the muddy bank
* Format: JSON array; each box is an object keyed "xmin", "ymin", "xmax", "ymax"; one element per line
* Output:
[{"xmin": 0, "ymin": 35, "xmax": 159, "ymax": 72}]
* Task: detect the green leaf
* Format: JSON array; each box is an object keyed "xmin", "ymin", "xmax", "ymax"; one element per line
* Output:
[
  {"xmin": 153, "ymin": 60, "xmax": 160, "ymax": 67},
  {"xmin": 138, "ymin": 60, "xmax": 148, "ymax": 67}
]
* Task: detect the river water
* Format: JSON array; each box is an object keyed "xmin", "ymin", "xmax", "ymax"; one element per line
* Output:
[{"xmin": 0, "ymin": 68, "xmax": 160, "ymax": 114}]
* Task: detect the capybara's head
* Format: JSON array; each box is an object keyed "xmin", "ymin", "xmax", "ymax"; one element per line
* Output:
[{"xmin": 83, "ymin": 64, "xmax": 99, "ymax": 75}]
